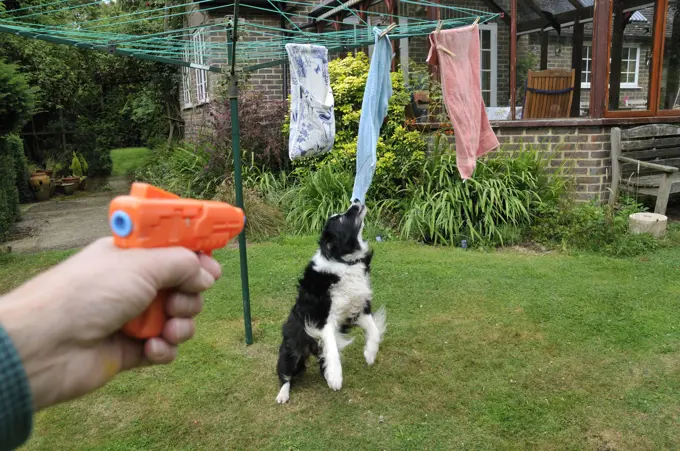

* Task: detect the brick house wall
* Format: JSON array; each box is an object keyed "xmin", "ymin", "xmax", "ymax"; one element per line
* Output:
[{"xmin": 181, "ymin": 5, "xmax": 286, "ymax": 141}]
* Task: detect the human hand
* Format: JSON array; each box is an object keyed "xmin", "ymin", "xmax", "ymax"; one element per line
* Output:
[{"xmin": 0, "ymin": 237, "xmax": 221, "ymax": 411}]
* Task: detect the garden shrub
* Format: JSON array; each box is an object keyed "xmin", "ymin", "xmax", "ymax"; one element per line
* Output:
[
  {"xmin": 207, "ymin": 87, "xmax": 288, "ymax": 171},
  {"xmin": 288, "ymin": 52, "xmax": 425, "ymax": 200},
  {"xmin": 395, "ymin": 144, "xmax": 568, "ymax": 246},
  {"xmin": 134, "ymin": 144, "xmax": 225, "ymax": 200},
  {"xmin": 0, "ymin": 59, "xmax": 34, "ymax": 240},
  {"xmin": 531, "ymin": 195, "xmax": 659, "ymax": 257},
  {"xmin": 73, "ymin": 119, "xmax": 114, "ymax": 177},
  {"xmin": 0, "ymin": 136, "xmax": 24, "ymax": 240},
  {"xmin": 213, "ymin": 181, "xmax": 285, "ymax": 241},
  {"xmin": 9, "ymin": 135, "xmax": 32, "ymax": 204},
  {"xmin": 0, "ymin": 59, "xmax": 36, "ymax": 135}
]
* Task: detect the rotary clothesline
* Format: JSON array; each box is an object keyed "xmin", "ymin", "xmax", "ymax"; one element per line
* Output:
[{"xmin": 0, "ymin": 0, "xmax": 499, "ymax": 72}]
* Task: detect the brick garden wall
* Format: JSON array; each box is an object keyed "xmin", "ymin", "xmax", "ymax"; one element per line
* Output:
[{"xmin": 494, "ymin": 125, "xmax": 613, "ymax": 202}]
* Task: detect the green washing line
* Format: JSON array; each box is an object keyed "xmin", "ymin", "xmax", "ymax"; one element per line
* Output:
[{"xmin": 0, "ymin": 11, "xmax": 499, "ymax": 70}]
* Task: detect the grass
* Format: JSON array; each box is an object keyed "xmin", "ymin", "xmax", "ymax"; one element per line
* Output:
[
  {"xmin": 110, "ymin": 147, "xmax": 150, "ymax": 177},
  {"xmin": 2, "ymin": 239, "xmax": 680, "ymax": 450}
]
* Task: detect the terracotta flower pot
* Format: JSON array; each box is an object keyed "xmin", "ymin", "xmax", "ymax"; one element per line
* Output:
[
  {"xmin": 30, "ymin": 172, "xmax": 51, "ymax": 201},
  {"xmin": 62, "ymin": 176, "xmax": 80, "ymax": 185},
  {"xmin": 61, "ymin": 183, "xmax": 78, "ymax": 195}
]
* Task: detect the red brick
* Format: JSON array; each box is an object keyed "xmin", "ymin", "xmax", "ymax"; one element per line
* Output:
[
  {"xmin": 565, "ymin": 151, "xmax": 591, "ymax": 159},
  {"xmin": 576, "ymin": 126, "xmax": 603, "ymax": 135},
  {"xmin": 515, "ymin": 135, "xmax": 537, "ymax": 143},
  {"xmin": 536, "ymin": 135, "xmax": 562, "ymax": 143},
  {"xmin": 589, "ymin": 150, "xmax": 610, "ymax": 158},
  {"xmin": 576, "ymin": 176, "xmax": 602, "ymax": 184},
  {"xmin": 589, "ymin": 167, "xmax": 609, "ymax": 175},
  {"xmin": 578, "ymin": 143, "xmax": 603, "ymax": 151},
  {"xmin": 565, "ymin": 135, "xmax": 588, "ymax": 143},
  {"xmin": 497, "ymin": 135, "xmax": 513, "ymax": 144},
  {"xmin": 590, "ymin": 135, "xmax": 610, "ymax": 143},
  {"xmin": 577, "ymin": 159, "xmax": 602, "ymax": 167}
]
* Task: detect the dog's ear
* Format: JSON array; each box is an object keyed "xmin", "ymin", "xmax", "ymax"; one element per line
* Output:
[{"xmin": 320, "ymin": 229, "xmax": 334, "ymax": 256}]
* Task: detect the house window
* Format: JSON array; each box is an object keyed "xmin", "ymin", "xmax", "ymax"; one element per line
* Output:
[
  {"xmin": 181, "ymin": 47, "xmax": 192, "ymax": 108},
  {"xmin": 581, "ymin": 45, "xmax": 592, "ymax": 87},
  {"xmin": 192, "ymin": 29, "xmax": 209, "ymax": 105},
  {"xmin": 479, "ymin": 23, "xmax": 497, "ymax": 107},
  {"xmin": 582, "ymin": 44, "xmax": 639, "ymax": 89},
  {"xmin": 620, "ymin": 46, "xmax": 640, "ymax": 88}
]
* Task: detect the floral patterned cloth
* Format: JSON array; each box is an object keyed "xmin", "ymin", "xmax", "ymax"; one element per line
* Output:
[{"xmin": 285, "ymin": 44, "xmax": 336, "ymax": 160}]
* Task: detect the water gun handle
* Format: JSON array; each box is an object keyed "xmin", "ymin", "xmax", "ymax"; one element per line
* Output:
[{"xmin": 123, "ymin": 291, "xmax": 169, "ymax": 339}]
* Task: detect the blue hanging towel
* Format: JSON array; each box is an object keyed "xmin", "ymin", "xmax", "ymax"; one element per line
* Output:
[{"xmin": 351, "ymin": 27, "xmax": 394, "ymax": 204}]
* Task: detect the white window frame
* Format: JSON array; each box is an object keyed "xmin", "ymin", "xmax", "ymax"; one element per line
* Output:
[
  {"xmin": 582, "ymin": 43, "xmax": 640, "ymax": 90},
  {"xmin": 619, "ymin": 45, "xmax": 641, "ymax": 89},
  {"xmin": 479, "ymin": 23, "xmax": 498, "ymax": 107},
  {"xmin": 181, "ymin": 46, "xmax": 193, "ymax": 109},
  {"xmin": 581, "ymin": 44, "xmax": 593, "ymax": 89},
  {"xmin": 192, "ymin": 29, "xmax": 209, "ymax": 105}
]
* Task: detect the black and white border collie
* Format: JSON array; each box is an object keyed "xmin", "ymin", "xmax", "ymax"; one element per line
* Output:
[{"xmin": 275, "ymin": 201, "xmax": 386, "ymax": 403}]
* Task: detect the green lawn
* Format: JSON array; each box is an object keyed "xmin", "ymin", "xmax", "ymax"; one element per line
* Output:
[
  {"xmin": 2, "ymin": 238, "xmax": 679, "ymax": 450},
  {"xmin": 110, "ymin": 147, "xmax": 150, "ymax": 177}
]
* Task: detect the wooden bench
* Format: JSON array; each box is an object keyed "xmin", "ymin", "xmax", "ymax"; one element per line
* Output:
[{"xmin": 610, "ymin": 124, "xmax": 680, "ymax": 215}]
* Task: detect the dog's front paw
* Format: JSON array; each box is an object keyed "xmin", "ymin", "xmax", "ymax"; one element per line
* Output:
[
  {"xmin": 276, "ymin": 383, "xmax": 290, "ymax": 404},
  {"xmin": 364, "ymin": 342, "xmax": 379, "ymax": 365},
  {"xmin": 325, "ymin": 365, "xmax": 343, "ymax": 391}
]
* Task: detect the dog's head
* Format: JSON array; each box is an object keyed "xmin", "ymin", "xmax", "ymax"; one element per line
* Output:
[{"xmin": 319, "ymin": 201, "xmax": 369, "ymax": 263}]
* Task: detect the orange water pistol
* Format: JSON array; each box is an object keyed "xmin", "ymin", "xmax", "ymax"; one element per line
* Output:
[{"xmin": 108, "ymin": 182, "xmax": 245, "ymax": 339}]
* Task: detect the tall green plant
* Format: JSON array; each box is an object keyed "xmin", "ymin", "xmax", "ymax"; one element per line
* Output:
[
  {"xmin": 398, "ymin": 145, "xmax": 568, "ymax": 246},
  {"xmin": 282, "ymin": 165, "xmax": 353, "ymax": 235}
]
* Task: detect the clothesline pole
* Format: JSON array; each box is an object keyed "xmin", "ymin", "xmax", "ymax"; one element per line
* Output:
[{"xmin": 228, "ymin": 0, "xmax": 254, "ymax": 346}]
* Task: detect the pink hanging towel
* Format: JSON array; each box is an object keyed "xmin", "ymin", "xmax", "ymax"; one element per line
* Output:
[{"xmin": 427, "ymin": 24, "xmax": 499, "ymax": 180}]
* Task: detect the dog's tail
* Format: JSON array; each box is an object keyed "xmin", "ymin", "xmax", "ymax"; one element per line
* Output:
[
  {"xmin": 304, "ymin": 321, "xmax": 354, "ymax": 351},
  {"xmin": 373, "ymin": 305, "xmax": 387, "ymax": 341}
]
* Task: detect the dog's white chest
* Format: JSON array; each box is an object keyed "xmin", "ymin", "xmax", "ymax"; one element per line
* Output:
[{"xmin": 329, "ymin": 265, "xmax": 372, "ymax": 321}]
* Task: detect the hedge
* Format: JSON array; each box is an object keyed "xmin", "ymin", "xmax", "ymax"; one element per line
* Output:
[{"xmin": 0, "ymin": 135, "xmax": 28, "ymax": 241}]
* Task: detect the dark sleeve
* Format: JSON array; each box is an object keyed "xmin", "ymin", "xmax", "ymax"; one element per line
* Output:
[{"xmin": 0, "ymin": 325, "xmax": 33, "ymax": 451}]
